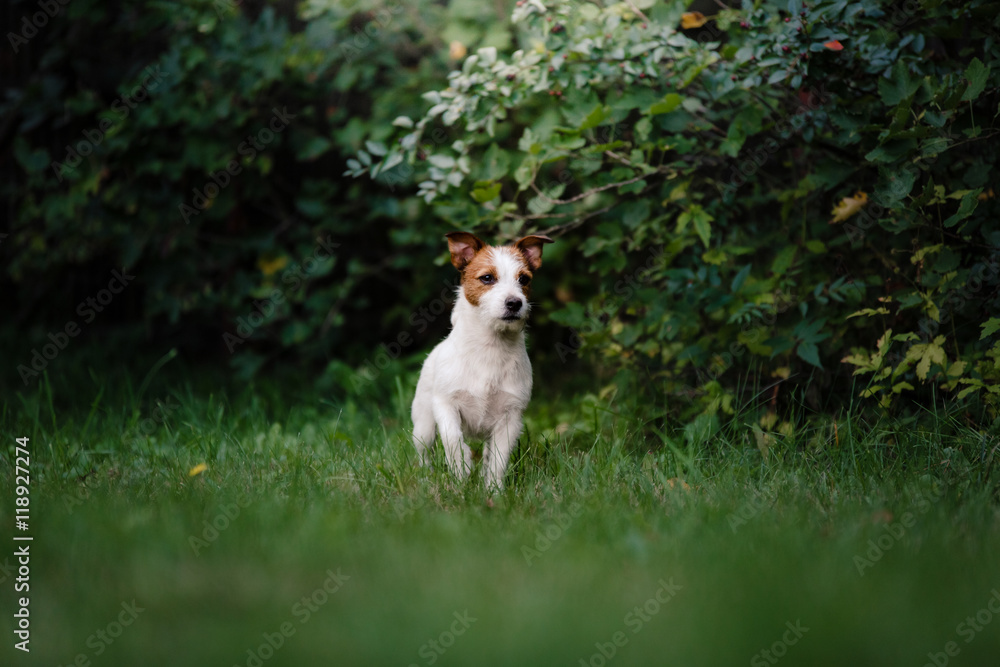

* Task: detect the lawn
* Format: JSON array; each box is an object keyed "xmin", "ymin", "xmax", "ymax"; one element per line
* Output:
[{"xmin": 2, "ymin": 369, "xmax": 999, "ymax": 667}]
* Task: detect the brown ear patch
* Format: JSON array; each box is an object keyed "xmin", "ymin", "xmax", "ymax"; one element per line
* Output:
[
  {"xmin": 460, "ymin": 249, "xmax": 497, "ymax": 307},
  {"xmin": 446, "ymin": 232, "xmax": 485, "ymax": 271},
  {"xmin": 514, "ymin": 235, "xmax": 554, "ymax": 271}
]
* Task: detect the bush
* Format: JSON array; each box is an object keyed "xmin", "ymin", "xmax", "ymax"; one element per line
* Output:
[
  {"xmin": 349, "ymin": 0, "xmax": 1000, "ymax": 422},
  {"xmin": 4, "ymin": 0, "xmax": 500, "ymax": 383}
]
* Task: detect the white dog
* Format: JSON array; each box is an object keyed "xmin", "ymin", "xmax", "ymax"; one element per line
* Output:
[{"xmin": 411, "ymin": 232, "xmax": 553, "ymax": 489}]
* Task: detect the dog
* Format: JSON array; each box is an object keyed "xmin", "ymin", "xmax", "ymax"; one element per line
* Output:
[{"xmin": 411, "ymin": 232, "xmax": 553, "ymax": 490}]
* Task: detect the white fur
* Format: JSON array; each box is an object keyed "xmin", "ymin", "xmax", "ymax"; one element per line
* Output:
[{"xmin": 411, "ymin": 247, "xmax": 534, "ymax": 490}]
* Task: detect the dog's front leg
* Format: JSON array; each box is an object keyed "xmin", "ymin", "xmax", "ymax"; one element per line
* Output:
[
  {"xmin": 432, "ymin": 399, "xmax": 472, "ymax": 480},
  {"xmin": 484, "ymin": 413, "xmax": 523, "ymax": 491}
]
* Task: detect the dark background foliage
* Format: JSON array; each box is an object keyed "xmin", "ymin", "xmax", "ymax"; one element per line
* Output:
[{"xmin": 3, "ymin": 0, "xmax": 999, "ymax": 428}]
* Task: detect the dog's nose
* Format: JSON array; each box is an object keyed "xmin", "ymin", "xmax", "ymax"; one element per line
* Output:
[{"xmin": 505, "ymin": 298, "xmax": 523, "ymax": 312}]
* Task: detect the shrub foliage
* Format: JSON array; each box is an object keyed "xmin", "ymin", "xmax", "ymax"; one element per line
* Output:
[
  {"xmin": 350, "ymin": 0, "xmax": 1000, "ymax": 420},
  {"xmin": 5, "ymin": 0, "xmax": 999, "ymax": 422}
]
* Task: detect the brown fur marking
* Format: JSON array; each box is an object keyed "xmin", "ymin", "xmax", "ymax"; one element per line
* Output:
[{"xmin": 461, "ymin": 248, "xmax": 498, "ymax": 307}]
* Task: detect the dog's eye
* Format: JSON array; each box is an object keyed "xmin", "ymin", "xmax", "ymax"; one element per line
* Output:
[
  {"xmin": 479, "ymin": 274, "xmax": 495, "ymax": 284},
  {"xmin": 518, "ymin": 275, "xmax": 531, "ymax": 286}
]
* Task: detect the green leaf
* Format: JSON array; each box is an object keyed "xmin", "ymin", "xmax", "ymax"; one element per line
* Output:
[
  {"xmin": 981, "ymin": 318, "xmax": 1000, "ymax": 340},
  {"xmin": 677, "ymin": 205, "xmax": 713, "ymax": 248},
  {"xmin": 648, "ymin": 94, "xmax": 683, "ymax": 116},
  {"xmin": 847, "ymin": 307, "xmax": 889, "ymax": 319},
  {"xmin": 797, "ymin": 342, "xmax": 822, "ymax": 369},
  {"xmin": 297, "ymin": 135, "xmax": 332, "ymax": 161},
  {"xmin": 579, "ymin": 104, "xmax": 609, "ymax": 131},
  {"xmin": 962, "ymin": 58, "xmax": 990, "ymax": 102},
  {"xmin": 427, "ymin": 154, "xmax": 455, "ymax": 169},
  {"xmin": 479, "ymin": 144, "xmax": 510, "ymax": 181},
  {"xmin": 878, "ymin": 60, "xmax": 920, "ymax": 106},
  {"xmin": 364, "ymin": 140, "xmax": 387, "ymax": 156},
  {"xmin": 943, "ymin": 190, "xmax": 980, "ymax": 227},
  {"xmin": 865, "ymin": 139, "xmax": 918, "ymax": 164},
  {"xmin": 731, "ymin": 264, "xmax": 752, "ymax": 292},
  {"xmin": 471, "ymin": 182, "xmax": 501, "ymax": 203},
  {"xmin": 771, "ymin": 246, "xmax": 797, "ymax": 277}
]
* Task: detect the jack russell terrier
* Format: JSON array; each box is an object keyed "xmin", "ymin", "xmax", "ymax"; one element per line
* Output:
[{"xmin": 411, "ymin": 232, "xmax": 553, "ymax": 490}]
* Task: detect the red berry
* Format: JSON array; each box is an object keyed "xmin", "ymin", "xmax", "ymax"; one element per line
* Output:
[
  {"xmin": 784, "ymin": 17, "xmax": 790, "ymax": 22},
  {"xmin": 740, "ymin": 21, "xmax": 748, "ymax": 28},
  {"xmin": 730, "ymin": 75, "xmax": 737, "ymax": 81},
  {"xmin": 548, "ymin": 65, "xmax": 554, "ymax": 72},
  {"xmin": 782, "ymin": 45, "xmax": 790, "ymax": 52},
  {"xmin": 802, "ymin": 53, "xmax": 809, "ymax": 60},
  {"xmin": 797, "ymin": 26, "xmax": 803, "ymax": 33},
  {"xmin": 506, "ymin": 74, "xmax": 515, "ymax": 81}
]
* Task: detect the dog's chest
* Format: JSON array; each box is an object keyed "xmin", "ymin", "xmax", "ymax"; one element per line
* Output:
[{"xmin": 449, "ymin": 350, "xmax": 530, "ymax": 437}]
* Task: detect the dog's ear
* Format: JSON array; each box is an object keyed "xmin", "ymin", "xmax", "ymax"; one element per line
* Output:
[
  {"xmin": 514, "ymin": 235, "xmax": 554, "ymax": 271},
  {"xmin": 445, "ymin": 232, "xmax": 485, "ymax": 271}
]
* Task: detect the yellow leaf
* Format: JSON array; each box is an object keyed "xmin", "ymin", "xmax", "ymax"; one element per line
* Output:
[
  {"xmin": 847, "ymin": 307, "xmax": 889, "ymax": 319},
  {"xmin": 829, "ymin": 191, "xmax": 868, "ymax": 223},
  {"xmin": 752, "ymin": 425, "xmax": 771, "ymax": 460},
  {"xmin": 664, "ymin": 478, "xmax": 692, "ymax": 491},
  {"xmin": 189, "ymin": 463, "xmax": 208, "ymax": 477},
  {"xmin": 680, "ymin": 11, "xmax": 709, "ymax": 29},
  {"xmin": 257, "ymin": 255, "xmax": 288, "ymax": 276},
  {"xmin": 946, "ymin": 361, "xmax": 967, "ymax": 377},
  {"xmin": 449, "ymin": 41, "xmax": 467, "ymax": 60}
]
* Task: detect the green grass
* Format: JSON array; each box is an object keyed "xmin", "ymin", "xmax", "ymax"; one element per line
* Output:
[{"xmin": 2, "ymin": 368, "xmax": 1000, "ymax": 667}]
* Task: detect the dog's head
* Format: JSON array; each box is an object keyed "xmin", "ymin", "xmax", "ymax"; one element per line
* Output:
[{"xmin": 446, "ymin": 232, "xmax": 554, "ymax": 333}]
